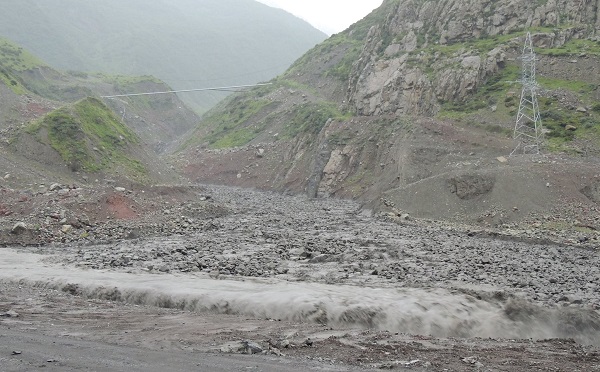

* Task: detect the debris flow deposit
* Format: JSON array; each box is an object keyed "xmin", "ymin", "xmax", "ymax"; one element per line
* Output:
[{"xmin": 2, "ymin": 186, "xmax": 600, "ymax": 371}]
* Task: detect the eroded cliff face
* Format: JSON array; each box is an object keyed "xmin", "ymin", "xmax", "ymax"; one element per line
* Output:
[{"xmin": 347, "ymin": 0, "xmax": 600, "ymax": 117}]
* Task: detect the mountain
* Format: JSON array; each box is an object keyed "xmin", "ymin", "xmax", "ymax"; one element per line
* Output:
[
  {"xmin": 0, "ymin": 36, "xmax": 199, "ymax": 186},
  {"xmin": 177, "ymin": 0, "xmax": 600, "ymax": 231},
  {"xmin": 0, "ymin": 0, "xmax": 327, "ymax": 114}
]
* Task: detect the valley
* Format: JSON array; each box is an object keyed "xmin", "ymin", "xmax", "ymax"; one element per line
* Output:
[{"xmin": 1, "ymin": 0, "xmax": 600, "ymax": 370}]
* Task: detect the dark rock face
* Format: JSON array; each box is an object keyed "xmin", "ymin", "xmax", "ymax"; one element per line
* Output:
[{"xmin": 448, "ymin": 174, "xmax": 496, "ymax": 200}]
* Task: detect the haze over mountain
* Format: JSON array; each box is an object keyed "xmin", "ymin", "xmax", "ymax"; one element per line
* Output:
[{"xmin": 0, "ymin": 0, "xmax": 327, "ymax": 113}]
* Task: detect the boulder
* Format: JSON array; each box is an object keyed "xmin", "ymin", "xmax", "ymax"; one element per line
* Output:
[{"xmin": 11, "ymin": 222, "xmax": 27, "ymax": 234}]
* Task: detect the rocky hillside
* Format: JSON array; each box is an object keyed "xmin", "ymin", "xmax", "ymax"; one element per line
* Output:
[
  {"xmin": 0, "ymin": 0, "xmax": 327, "ymax": 113},
  {"xmin": 0, "ymin": 37, "xmax": 200, "ymax": 187},
  {"xmin": 177, "ymin": 0, "xmax": 600, "ymax": 231}
]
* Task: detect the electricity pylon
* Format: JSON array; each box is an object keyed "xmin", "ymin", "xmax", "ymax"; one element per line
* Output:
[{"xmin": 511, "ymin": 32, "xmax": 542, "ymax": 155}]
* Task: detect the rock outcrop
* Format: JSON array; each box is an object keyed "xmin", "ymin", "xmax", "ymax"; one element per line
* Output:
[{"xmin": 347, "ymin": 0, "xmax": 600, "ymax": 116}]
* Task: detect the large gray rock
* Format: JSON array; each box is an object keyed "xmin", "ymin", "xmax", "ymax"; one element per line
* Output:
[{"xmin": 11, "ymin": 222, "xmax": 27, "ymax": 235}]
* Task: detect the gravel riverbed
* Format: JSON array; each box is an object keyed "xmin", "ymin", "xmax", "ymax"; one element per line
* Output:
[
  {"xmin": 35, "ymin": 185, "xmax": 600, "ymax": 311},
  {"xmin": 4, "ymin": 185, "xmax": 600, "ymax": 370}
]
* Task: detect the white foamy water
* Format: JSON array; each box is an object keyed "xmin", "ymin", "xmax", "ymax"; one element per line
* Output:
[{"xmin": 2, "ymin": 249, "xmax": 599, "ymax": 344}]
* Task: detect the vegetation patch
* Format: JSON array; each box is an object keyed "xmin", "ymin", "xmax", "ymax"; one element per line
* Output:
[
  {"xmin": 199, "ymin": 94, "xmax": 273, "ymax": 149},
  {"xmin": 0, "ymin": 37, "xmax": 45, "ymax": 72},
  {"xmin": 0, "ymin": 37, "xmax": 46, "ymax": 94},
  {"xmin": 436, "ymin": 43, "xmax": 599, "ymax": 148},
  {"xmin": 26, "ymin": 97, "xmax": 146, "ymax": 177},
  {"xmin": 283, "ymin": 102, "xmax": 349, "ymax": 139},
  {"xmin": 538, "ymin": 38, "xmax": 600, "ymax": 57}
]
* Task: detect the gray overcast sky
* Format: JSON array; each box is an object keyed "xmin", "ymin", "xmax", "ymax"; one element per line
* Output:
[{"xmin": 256, "ymin": 0, "xmax": 384, "ymax": 35}]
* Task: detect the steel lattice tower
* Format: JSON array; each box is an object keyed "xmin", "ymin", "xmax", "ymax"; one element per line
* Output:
[{"xmin": 511, "ymin": 32, "xmax": 542, "ymax": 155}]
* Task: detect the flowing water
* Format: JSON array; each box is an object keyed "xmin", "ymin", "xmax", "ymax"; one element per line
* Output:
[{"xmin": 2, "ymin": 248, "xmax": 599, "ymax": 345}]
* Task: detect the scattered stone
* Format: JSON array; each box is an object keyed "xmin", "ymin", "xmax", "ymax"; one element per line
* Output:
[
  {"xmin": 62, "ymin": 225, "xmax": 73, "ymax": 234},
  {"xmin": 11, "ymin": 222, "xmax": 27, "ymax": 234},
  {"xmin": 220, "ymin": 340, "xmax": 263, "ymax": 354},
  {"xmin": 256, "ymin": 148, "xmax": 265, "ymax": 158},
  {"xmin": 12, "ymin": 351, "xmax": 22, "ymax": 355},
  {"xmin": 1, "ymin": 310, "xmax": 20, "ymax": 318},
  {"xmin": 220, "ymin": 342, "xmax": 246, "ymax": 354},
  {"xmin": 158, "ymin": 265, "xmax": 170, "ymax": 273},
  {"xmin": 126, "ymin": 229, "xmax": 141, "ymax": 239},
  {"xmin": 308, "ymin": 254, "xmax": 331, "ymax": 264},
  {"xmin": 243, "ymin": 340, "xmax": 263, "ymax": 354},
  {"xmin": 462, "ymin": 356, "xmax": 483, "ymax": 368},
  {"xmin": 496, "ymin": 156, "xmax": 508, "ymax": 163},
  {"xmin": 269, "ymin": 346, "xmax": 283, "ymax": 356},
  {"xmin": 49, "ymin": 183, "xmax": 62, "ymax": 191},
  {"xmin": 115, "ymin": 187, "xmax": 127, "ymax": 192},
  {"xmin": 576, "ymin": 107, "xmax": 587, "ymax": 113}
]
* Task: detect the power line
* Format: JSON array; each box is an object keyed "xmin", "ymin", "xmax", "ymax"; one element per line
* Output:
[{"xmin": 100, "ymin": 83, "xmax": 272, "ymax": 98}]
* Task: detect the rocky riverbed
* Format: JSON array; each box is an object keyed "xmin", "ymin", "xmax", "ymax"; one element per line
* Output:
[
  {"xmin": 33, "ymin": 185, "xmax": 600, "ymax": 311},
  {"xmin": 2, "ymin": 185, "xmax": 600, "ymax": 370}
]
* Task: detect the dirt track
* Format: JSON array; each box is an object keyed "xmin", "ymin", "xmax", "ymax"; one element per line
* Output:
[{"xmin": 1, "ymin": 185, "xmax": 600, "ymax": 371}]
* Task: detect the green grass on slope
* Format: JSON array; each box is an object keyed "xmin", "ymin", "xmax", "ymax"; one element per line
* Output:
[
  {"xmin": 26, "ymin": 97, "xmax": 146, "ymax": 176},
  {"xmin": 0, "ymin": 37, "xmax": 45, "ymax": 71},
  {"xmin": 282, "ymin": 102, "xmax": 349, "ymax": 138},
  {"xmin": 432, "ymin": 30, "xmax": 600, "ymax": 153},
  {"xmin": 198, "ymin": 94, "xmax": 273, "ymax": 149},
  {"xmin": 0, "ymin": 37, "xmax": 46, "ymax": 94},
  {"xmin": 181, "ymin": 76, "xmax": 352, "ymax": 150}
]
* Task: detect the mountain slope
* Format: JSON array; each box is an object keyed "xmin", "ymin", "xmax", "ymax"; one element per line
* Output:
[
  {"xmin": 0, "ymin": 36, "xmax": 200, "ymax": 154},
  {"xmin": 15, "ymin": 97, "xmax": 151, "ymax": 180},
  {"xmin": 0, "ymin": 37, "xmax": 199, "ymax": 186},
  {"xmin": 177, "ymin": 0, "xmax": 600, "ymax": 231},
  {"xmin": 0, "ymin": 0, "xmax": 327, "ymax": 114}
]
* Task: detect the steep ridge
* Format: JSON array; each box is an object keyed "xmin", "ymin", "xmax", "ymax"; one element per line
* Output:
[{"xmin": 178, "ymin": 0, "xmax": 600, "ymax": 231}]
